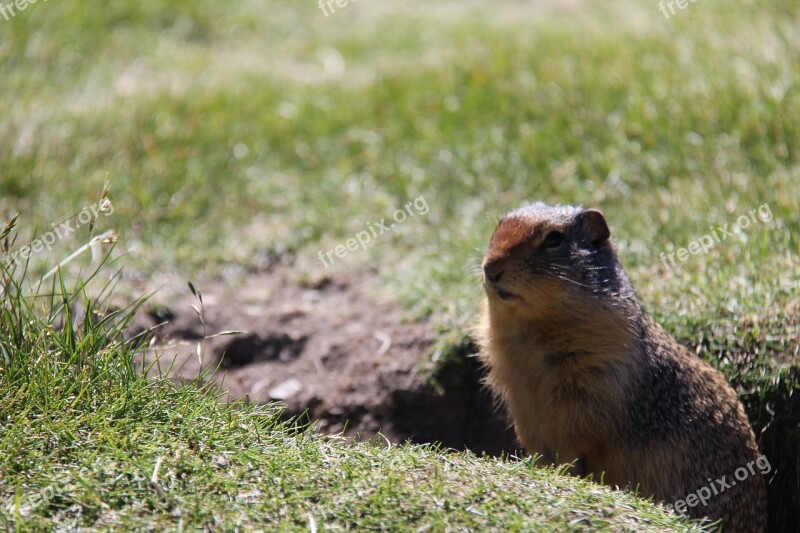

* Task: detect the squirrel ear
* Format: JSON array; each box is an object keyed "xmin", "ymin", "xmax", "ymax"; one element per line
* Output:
[{"xmin": 579, "ymin": 209, "xmax": 610, "ymax": 244}]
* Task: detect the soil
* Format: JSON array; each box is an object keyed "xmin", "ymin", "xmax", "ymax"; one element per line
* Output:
[{"xmin": 131, "ymin": 264, "xmax": 520, "ymax": 456}]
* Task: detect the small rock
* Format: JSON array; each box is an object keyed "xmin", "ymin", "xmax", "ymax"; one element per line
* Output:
[{"xmin": 268, "ymin": 378, "xmax": 302, "ymax": 400}]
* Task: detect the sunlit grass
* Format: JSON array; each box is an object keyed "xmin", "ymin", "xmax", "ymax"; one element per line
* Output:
[{"xmin": 0, "ymin": 0, "xmax": 797, "ymax": 529}]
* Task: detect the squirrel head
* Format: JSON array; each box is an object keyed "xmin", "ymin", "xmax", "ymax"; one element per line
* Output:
[{"xmin": 481, "ymin": 202, "xmax": 626, "ymax": 320}]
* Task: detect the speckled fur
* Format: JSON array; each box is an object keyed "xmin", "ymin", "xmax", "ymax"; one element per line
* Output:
[{"xmin": 476, "ymin": 202, "xmax": 766, "ymax": 532}]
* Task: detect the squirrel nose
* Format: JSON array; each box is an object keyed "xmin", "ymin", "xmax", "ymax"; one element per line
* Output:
[{"xmin": 484, "ymin": 260, "xmax": 504, "ymax": 284}]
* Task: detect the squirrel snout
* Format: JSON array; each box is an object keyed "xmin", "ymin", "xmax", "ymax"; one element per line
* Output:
[{"xmin": 483, "ymin": 259, "xmax": 505, "ymax": 284}]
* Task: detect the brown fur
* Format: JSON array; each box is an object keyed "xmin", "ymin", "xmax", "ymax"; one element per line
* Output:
[{"xmin": 476, "ymin": 202, "xmax": 766, "ymax": 532}]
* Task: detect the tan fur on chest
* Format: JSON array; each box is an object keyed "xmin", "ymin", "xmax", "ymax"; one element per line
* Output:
[{"xmin": 477, "ymin": 299, "xmax": 636, "ymax": 471}]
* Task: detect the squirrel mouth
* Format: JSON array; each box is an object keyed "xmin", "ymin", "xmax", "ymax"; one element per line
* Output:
[
  {"xmin": 482, "ymin": 276, "xmax": 520, "ymax": 301},
  {"xmin": 494, "ymin": 287, "xmax": 519, "ymax": 301}
]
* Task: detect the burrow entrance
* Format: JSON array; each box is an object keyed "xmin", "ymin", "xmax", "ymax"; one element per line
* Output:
[{"xmin": 132, "ymin": 265, "xmax": 520, "ymax": 456}]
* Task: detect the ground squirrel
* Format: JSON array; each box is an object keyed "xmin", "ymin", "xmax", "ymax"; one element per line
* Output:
[{"xmin": 476, "ymin": 202, "xmax": 767, "ymax": 532}]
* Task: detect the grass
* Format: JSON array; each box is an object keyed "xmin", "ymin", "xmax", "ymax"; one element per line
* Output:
[
  {"xmin": 0, "ymin": 0, "xmax": 798, "ymax": 529},
  {"xmin": 0, "ymin": 258, "xmax": 699, "ymax": 531}
]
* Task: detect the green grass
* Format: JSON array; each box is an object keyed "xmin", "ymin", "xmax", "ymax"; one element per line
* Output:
[
  {"xmin": 0, "ymin": 259, "xmax": 699, "ymax": 530},
  {"xmin": 1, "ymin": 0, "xmax": 798, "ymax": 529}
]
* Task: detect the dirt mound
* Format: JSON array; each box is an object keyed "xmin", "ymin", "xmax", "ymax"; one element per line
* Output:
[{"xmin": 133, "ymin": 266, "xmax": 519, "ymax": 456}]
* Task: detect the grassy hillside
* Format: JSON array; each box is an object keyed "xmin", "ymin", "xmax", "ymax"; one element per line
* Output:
[
  {"xmin": 1, "ymin": 0, "xmax": 798, "ymax": 529},
  {"xmin": 0, "ymin": 261, "xmax": 699, "ymax": 530}
]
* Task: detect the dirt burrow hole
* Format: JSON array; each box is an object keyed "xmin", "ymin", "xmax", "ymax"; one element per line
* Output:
[{"xmin": 133, "ymin": 266, "xmax": 520, "ymax": 456}]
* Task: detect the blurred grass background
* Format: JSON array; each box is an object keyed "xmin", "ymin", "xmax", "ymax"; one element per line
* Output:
[{"xmin": 0, "ymin": 0, "xmax": 798, "ymax": 529}]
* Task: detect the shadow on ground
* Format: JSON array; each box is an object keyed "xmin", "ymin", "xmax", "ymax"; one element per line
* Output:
[{"xmin": 132, "ymin": 264, "xmax": 520, "ymax": 457}]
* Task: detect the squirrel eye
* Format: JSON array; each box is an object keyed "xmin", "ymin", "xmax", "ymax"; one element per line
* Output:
[{"xmin": 541, "ymin": 231, "xmax": 564, "ymax": 249}]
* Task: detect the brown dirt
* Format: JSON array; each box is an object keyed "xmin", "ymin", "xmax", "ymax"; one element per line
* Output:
[{"xmin": 132, "ymin": 264, "xmax": 520, "ymax": 456}]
